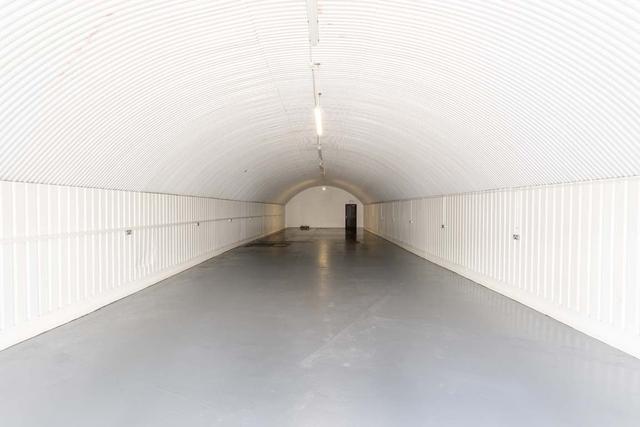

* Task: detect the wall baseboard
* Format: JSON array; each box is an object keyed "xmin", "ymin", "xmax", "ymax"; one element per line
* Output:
[
  {"xmin": 367, "ymin": 228, "xmax": 640, "ymax": 360},
  {"xmin": 0, "ymin": 229, "xmax": 283, "ymax": 352}
]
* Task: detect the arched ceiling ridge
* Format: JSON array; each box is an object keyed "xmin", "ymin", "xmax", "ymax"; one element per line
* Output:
[{"xmin": 0, "ymin": 1, "xmax": 638, "ymax": 203}]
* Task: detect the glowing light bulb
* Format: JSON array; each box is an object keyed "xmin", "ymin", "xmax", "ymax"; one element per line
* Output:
[{"xmin": 314, "ymin": 106, "xmax": 323, "ymax": 136}]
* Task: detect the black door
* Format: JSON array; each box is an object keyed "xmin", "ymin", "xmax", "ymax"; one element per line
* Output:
[{"xmin": 345, "ymin": 204, "xmax": 357, "ymax": 231}]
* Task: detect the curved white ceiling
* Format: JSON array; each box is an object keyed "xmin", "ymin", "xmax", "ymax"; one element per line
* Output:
[{"xmin": 1, "ymin": 1, "xmax": 639, "ymax": 204}]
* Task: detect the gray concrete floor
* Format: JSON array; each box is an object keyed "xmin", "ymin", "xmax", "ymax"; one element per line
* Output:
[{"xmin": 1, "ymin": 228, "xmax": 640, "ymax": 426}]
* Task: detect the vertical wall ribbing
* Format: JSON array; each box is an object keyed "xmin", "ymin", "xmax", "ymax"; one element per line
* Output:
[
  {"xmin": 365, "ymin": 176, "xmax": 640, "ymax": 359},
  {"xmin": 0, "ymin": 180, "xmax": 284, "ymax": 350}
]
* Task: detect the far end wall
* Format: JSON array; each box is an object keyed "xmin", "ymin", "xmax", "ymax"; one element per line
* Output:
[{"xmin": 286, "ymin": 186, "xmax": 363, "ymax": 228}]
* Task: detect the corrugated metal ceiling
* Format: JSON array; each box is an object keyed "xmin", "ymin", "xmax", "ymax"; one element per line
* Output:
[{"xmin": 1, "ymin": 0, "xmax": 639, "ymax": 203}]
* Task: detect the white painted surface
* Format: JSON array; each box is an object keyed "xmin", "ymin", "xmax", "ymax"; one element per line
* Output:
[
  {"xmin": 1, "ymin": 2, "xmax": 639, "ymax": 203},
  {"xmin": 1, "ymin": 0, "xmax": 639, "ymax": 360},
  {"xmin": 365, "ymin": 176, "xmax": 640, "ymax": 359},
  {"xmin": 285, "ymin": 186, "xmax": 363, "ymax": 228},
  {"xmin": 0, "ymin": 180, "xmax": 284, "ymax": 350}
]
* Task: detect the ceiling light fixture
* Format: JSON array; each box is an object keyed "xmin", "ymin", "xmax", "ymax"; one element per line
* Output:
[
  {"xmin": 322, "ymin": 186, "xmax": 327, "ymax": 191},
  {"xmin": 307, "ymin": 1, "xmax": 324, "ymax": 179}
]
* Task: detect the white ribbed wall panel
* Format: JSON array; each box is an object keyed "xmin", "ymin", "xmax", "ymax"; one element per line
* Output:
[
  {"xmin": 365, "ymin": 177, "xmax": 640, "ymax": 359},
  {"xmin": 0, "ymin": 180, "xmax": 284, "ymax": 350}
]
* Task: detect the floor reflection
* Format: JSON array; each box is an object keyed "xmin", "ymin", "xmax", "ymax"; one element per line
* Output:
[{"xmin": 1, "ymin": 227, "xmax": 639, "ymax": 426}]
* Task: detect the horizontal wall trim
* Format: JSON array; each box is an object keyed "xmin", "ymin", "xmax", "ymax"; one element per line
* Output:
[
  {"xmin": 0, "ymin": 215, "xmax": 284, "ymax": 245},
  {"xmin": 0, "ymin": 179, "xmax": 283, "ymax": 206},
  {"xmin": 367, "ymin": 175, "xmax": 640, "ymax": 205},
  {"xmin": 0, "ymin": 229, "xmax": 281, "ymax": 351}
]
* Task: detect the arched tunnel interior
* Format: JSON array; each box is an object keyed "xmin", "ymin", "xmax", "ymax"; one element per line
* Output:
[{"xmin": 1, "ymin": 1, "xmax": 640, "ymax": 425}]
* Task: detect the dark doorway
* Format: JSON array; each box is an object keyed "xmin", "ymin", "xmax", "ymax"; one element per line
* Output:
[{"xmin": 345, "ymin": 204, "xmax": 357, "ymax": 231}]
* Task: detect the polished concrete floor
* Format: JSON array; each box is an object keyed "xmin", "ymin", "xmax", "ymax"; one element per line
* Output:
[{"xmin": 1, "ymin": 228, "xmax": 640, "ymax": 426}]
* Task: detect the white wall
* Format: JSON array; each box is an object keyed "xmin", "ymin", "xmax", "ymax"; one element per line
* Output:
[
  {"xmin": 0, "ymin": 181, "xmax": 284, "ymax": 350},
  {"xmin": 365, "ymin": 176, "xmax": 640, "ymax": 359},
  {"xmin": 285, "ymin": 186, "xmax": 363, "ymax": 228}
]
